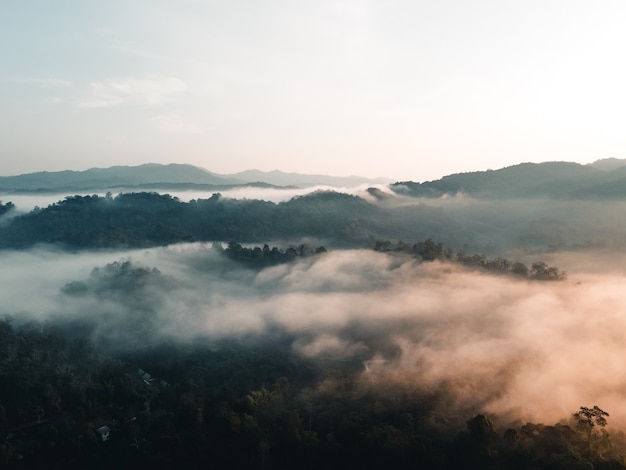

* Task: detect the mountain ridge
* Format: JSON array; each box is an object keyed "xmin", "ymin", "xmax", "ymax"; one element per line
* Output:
[
  {"xmin": 0, "ymin": 163, "xmax": 390, "ymax": 192},
  {"xmin": 3, "ymin": 158, "xmax": 626, "ymax": 197},
  {"xmin": 225, "ymin": 168, "xmax": 392, "ymax": 187},
  {"xmin": 393, "ymin": 160, "xmax": 626, "ymax": 199}
]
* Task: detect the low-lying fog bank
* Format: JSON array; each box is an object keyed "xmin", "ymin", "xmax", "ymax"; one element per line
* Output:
[{"xmin": 2, "ymin": 243, "xmax": 626, "ymax": 430}]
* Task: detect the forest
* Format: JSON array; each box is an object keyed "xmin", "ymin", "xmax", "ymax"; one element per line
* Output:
[
  {"xmin": 4, "ymin": 185, "xmax": 626, "ymax": 256},
  {"xmin": 1, "ymin": 318, "xmax": 624, "ymax": 469},
  {"xmin": 0, "ymin": 192, "xmax": 378, "ymax": 249},
  {"xmin": 0, "ymin": 187, "xmax": 625, "ymax": 468}
]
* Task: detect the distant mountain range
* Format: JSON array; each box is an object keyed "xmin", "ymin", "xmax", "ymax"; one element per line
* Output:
[
  {"xmin": 226, "ymin": 169, "xmax": 392, "ymax": 188},
  {"xmin": 393, "ymin": 158, "xmax": 626, "ymax": 199},
  {"xmin": 3, "ymin": 159, "xmax": 626, "ymax": 198},
  {"xmin": 0, "ymin": 164, "xmax": 392, "ymax": 192}
]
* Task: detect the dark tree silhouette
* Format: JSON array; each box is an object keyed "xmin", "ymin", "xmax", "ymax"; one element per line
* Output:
[{"xmin": 573, "ymin": 405, "xmax": 610, "ymax": 459}]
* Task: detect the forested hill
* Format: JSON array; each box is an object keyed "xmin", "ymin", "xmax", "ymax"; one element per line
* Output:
[
  {"xmin": 0, "ymin": 191, "xmax": 389, "ymax": 249},
  {"xmin": 393, "ymin": 160, "xmax": 626, "ymax": 199},
  {"xmin": 2, "ymin": 188, "xmax": 626, "ymax": 253}
]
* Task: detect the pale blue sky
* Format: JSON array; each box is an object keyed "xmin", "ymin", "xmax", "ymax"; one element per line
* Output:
[{"xmin": 2, "ymin": 0, "xmax": 626, "ymax": 181}]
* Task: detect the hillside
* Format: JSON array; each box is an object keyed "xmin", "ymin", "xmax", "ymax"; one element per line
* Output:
[
  {"xmin": 393, "ymin": 160, "xmax": 626, "ymax": 199},
  {"xmin": 0, "ymin": 163, "xmax": 243, "ymax": 192},
  {"xmin": 226, "ymin": 169, "xmax": 392, "ymax": 187},
  {"xmin": 0, "ymin": 164, "xmax": 391, "ymax": 192},
  {"xmin": 587, "ymin": 157, "xmax": 626, "ymax": 172}
]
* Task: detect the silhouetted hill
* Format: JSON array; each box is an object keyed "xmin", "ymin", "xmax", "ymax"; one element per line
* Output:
[
  {"xmin": 0, "ymin": 191, "xmax": 384, "ymax": 249},
  {"xmin": 0, "ymin": 163, "xmax": 244, "ymax": 192},
  {"xmin": 226, "ymin": 169, "xmax": 393, "ymax": 187},
  {"xmin": 587, "ymin": 157, "xmax": 626, "ymax": 172},
  {"xmin": 393, "ymin": 161, "xmax": 626, "ymax": 198},
  {"xmin": 0, "ymin": 164, "xmax": 391, "ymax": 192}
]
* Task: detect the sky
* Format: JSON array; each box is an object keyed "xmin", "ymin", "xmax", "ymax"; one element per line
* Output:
[{"xmin": 2, "ymin": 0, "xmax": 626, "ymax": 182}]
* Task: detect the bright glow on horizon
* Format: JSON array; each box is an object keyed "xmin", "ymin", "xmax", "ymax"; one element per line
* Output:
[{"xmin": 1, "ymin": 1, "xmax": 625, "ymax": 182}]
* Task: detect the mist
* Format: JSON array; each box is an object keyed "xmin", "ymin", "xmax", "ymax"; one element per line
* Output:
[
  {"xmin": 3, "ymin": 243, "xmax": 626, "ymax": 433},
  {"xmin": 1, "ymin": 184, "xmax": 394, "ymax": 213},
  {"xmin": 6, "ymin": 188, "xmax": 626, "ymax": 264},
  {"xmin": 372, "ymin": 192, "xmax": 626, "ymax": 255}
]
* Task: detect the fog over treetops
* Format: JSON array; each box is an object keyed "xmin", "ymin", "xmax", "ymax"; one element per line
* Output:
[
  {"xmin": 2, "ymin": 161, "xmax": 626, "ymax": 467},
  {"xmin": 4, "ymin": 159, "xmax": 626, "ymax": 255},
  {"xmin": 2, "ymin": 243, "xmax": 626, "ymax": 427}
]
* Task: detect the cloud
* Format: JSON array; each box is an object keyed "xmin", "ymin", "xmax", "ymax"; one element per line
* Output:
[
  {"xmin": 293, "ymin": 333, "xmax": 368, "ymax": 358},
  {"xmin": 77, "ymin": 75, "xmax": 186, "ymax": 108},
  {"xmin": 4, "ymin": 244, "xmax": 626, "ymax": 430}
]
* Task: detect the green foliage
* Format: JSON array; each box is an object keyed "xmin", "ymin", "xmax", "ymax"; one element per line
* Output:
[
  {"xmin": 574, "ymin": 405, "xmax": 612, "ymax": 460},
  {"xmin": 0, "ymin": 201, "xmax": 14, "ymax": 217},
  {"xmin": 373, "ymin": 238, "xmax": 567, "ymax": 281},
  {"xmin": 531, "ymin": 261, "xmax": 567, "ymax": 280},
  {"xmin": 575, "ymin": 405, "xmax": 609, "ymax": 430},
  {"xmin": 0, "ymin": 191, "xmax": 379, "ymax": 249},
  {"xmin": 1, "ymin": 320, "xmax": 625, "ymax": 469},
  {"xmin": 0, "ymin": 189, "xmax": 605, "ymax": 256},
  {"xmin": 224, "ymin": 242, "xmax": 327, "ymax": 267}
]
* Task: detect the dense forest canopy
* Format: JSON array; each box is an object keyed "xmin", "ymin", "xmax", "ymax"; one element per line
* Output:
[
  {"xmin": 2, "ymin": 188, "xmax": 626, "ymax": 255},
  {"xmin": 2, "ymin": 317, "xmax": 625, "ymax": 469},
  {"xmin": 1, "ymin": 173, "xmax": 626, "ymax": 468},
  {"xmin": 0, "ymin": 191, "xmax": 378, "ymax": 249}
]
